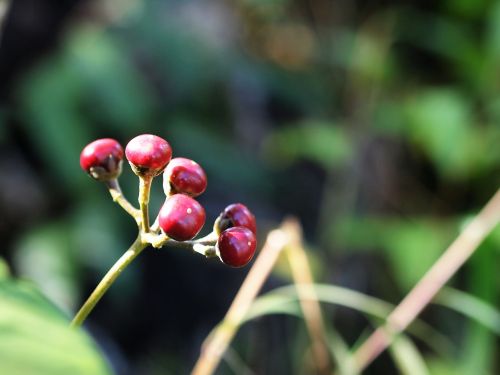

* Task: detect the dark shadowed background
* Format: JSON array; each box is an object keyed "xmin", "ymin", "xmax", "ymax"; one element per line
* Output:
[{"xmin": 0, "ymin": 0, "xmax": 499, "ymax": 374}]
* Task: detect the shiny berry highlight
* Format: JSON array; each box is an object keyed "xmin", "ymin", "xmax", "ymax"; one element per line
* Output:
[
  {"xmin": 217, "ymin": 227, "xmax": 257, "ymax": 267},
  {"xmin": 159, "ymin": 194, "xmax": 206, "ymax": 241},
  {"xmin": 125, "ymin": 134, "xmax": 172, "ymax": 177}
]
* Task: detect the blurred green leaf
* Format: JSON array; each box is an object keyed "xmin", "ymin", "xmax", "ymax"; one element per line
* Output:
[
  {"xmin": 222, "ymin": 347, "xmax": 256, "ymax": 375},
  {"xmin": 427, "ymin": 360, "xmax": 461, "ymax": 375},
  {"xmin": 246, "ymin": 284, "xmax": 453, "ymax": 358},
  {"xmin": 135, "ymin": 4, "xmax": 226, "ymax": 98},
  {"xmin": 168, "ymin": 120, "xmax": 269, "ymax": 193},
  {"xmin": 460, "ymin": 243, "xmax": 496, "ymax": 375},
  {"xmin": 13, "ymin": 224, "xmax": 79, "ymax": 314},
  {"xmin": 404, "ymin": 89, "xmax": 475, "ymax": 179},
  {"xmin": 400, "ymin": 14, "xmax": 483, "ymax": 84},
  {"xmin": 67, "ymin": 28, "xmax": 156, "ymax": 133},
  {"xmin": 435, "ymin": 287, "xmax": 500, "ymax": 336},
  {"xmin": 0, "ymin": 279, "xmax": 110, "ymax": 375},
  {"xmin": 389, "ymin": 335, "xmax": 430, "ymax": 375},
  {"xmin": 383, "ymin": 220, "xmax": 451, "ymax": 290},
  {"xmin": 444, "ymin": 0, "xmax": 489, "ymax": 19},
  {"xmin": 485, "ymin": 1, "xmax": 500, "ymax": 60},
  {"xmin": 244, "ymin": 294, "xmax": 301, "ymax": 321},
  {"xmin": 263, "ymin": 122, "xmax": 352, "ymax": 169},
  {"xmin": 18, "ymin": 55, "xmax": 90, "ymax": 190},
  {"xmin": 332, "ymin": 216, "xmax": 454, "ymax": 289},
  {"xmin": 0, "ymin": 257, "xmax": 10, "ymax": 280}
]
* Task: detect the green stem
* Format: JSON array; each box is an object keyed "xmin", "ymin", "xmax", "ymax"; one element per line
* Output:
[
  {"xmin": 142, "ymin": 232, "xmax": 217, "ymax": 257},
  {"xmin": 143, "ymin": 230, "xmax": 217, "ymax": 248},
  {"xmin": 106, "ymin": 179, "xmax": 141, "ymax": 221},
  {"xmin": 139, "ymin": 176, "xmax": 152, "ymax": 232},
  {"xmin": 70, "ymin": 236, "xmax": 147, "ymax": 327}
]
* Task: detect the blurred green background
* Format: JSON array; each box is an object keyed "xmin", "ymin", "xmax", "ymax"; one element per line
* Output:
[{"xmin": 0, "ymin": 0, "xmax": 499, "ymax": 374}]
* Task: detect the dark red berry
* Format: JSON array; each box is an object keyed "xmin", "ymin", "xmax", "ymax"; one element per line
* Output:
[
  {"xmin": 125, "ymin": 134, "xmax": 172, "ymax": 177},
  {"xmin": 214, "ymin": 203, "xmax": 257, "ymax": 235},
  {"xmin": 163, "ymin": 157, "xmax": 207, "ymax": 197},
  {"xmin": 217, "ymin": 227, "xmax": 256, "ymax": 267},
  {"xmin": 158, "ymin": 194, "xmax": 206, "ymax": 241},
  {"xmin": 80, "ymin": 138, "xmax": 124, "ymax": 181}
]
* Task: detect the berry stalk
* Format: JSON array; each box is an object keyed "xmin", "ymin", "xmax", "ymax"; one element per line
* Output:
[
  {"xmin": 70, "ymin": 236, "xmax": 147, "ymax": 327},
  {"xmin": 105, "ymin": 179, "xmax": 140, "ymax": 220},
  {"xmin": 139, "ymin": 176, "xmax": 152, "ymax": 232}
]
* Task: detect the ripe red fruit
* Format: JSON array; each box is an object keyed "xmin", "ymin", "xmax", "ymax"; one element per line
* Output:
[
  {"xmin": 214, "ymin": 203, "xmax": 257, "ymax": 235},
  {"xmin": 125, "ymin": 134, "xmax": 172, "ymax": 177},
  {"xmin": 163, "ymin": 157, "xmax": 207, "ymax": 197},
  {"xmin": 80, "ymin": 138, "xmax": 124, "ymax": 181},
  {"xmin": 158, "ymin": 194, "xmax": 206, "ymax": 241},
  {"xmin": 217, "ymin": 227, "xmax": 256, "ymax": 267}
]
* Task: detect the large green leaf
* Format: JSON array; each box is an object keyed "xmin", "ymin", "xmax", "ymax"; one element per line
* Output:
[{"xmin": 0, "ymin": 279, "xmax": 110, "ymax": 375}]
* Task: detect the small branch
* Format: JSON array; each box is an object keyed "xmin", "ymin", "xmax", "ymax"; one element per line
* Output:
[
  {"xmin": 142, "ymin": 231, "xmax": 217, "ymax": 255},
  {"xmin": 285, "ymin": 219, "xmax": 332, "ymax": 375},
  {"xmin": 70, "ymin": 236, "xmax": 147, "ymax": 327},
  {"xmin": 353, "ymin": 188, "xmax": 500, "ymax": 372},
  {"xmin": 150, "ymin": 217, "xmax": 160, "ymax": 233},
  {"xmin": 106, "ymin": 179, "xmax": 141, "ymax": 221},
  {"xmin": 139, "ymin": 176, "xmax": 152, "ymax": 232},
  {"xmin": 71, "ymin": 228, "xmax": 217, "ymax": 327},
  {"xmin": 191, "ymin": 220, "xmax": 291, "ymax": 375}
]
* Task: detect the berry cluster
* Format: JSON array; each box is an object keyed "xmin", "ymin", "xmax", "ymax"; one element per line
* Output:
[{"xmin": 80, "ymin": 134, "xmax": 257, "ymax": 267}]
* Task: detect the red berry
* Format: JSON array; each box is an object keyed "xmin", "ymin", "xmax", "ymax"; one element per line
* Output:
[
  {"xmin": 214, "ymin": 203, "xmax": 257, "ymax": 235},
  {"xmin": 125, "ymin": 134, "xmax": 172, "ymax": 177},
  {"xmin": 163, "ymin": 157, "xmax": 207, "ymax": 197},
  {"xmin": 80, "ymin": 138, "xmax": 124, "ymax": 181},
  {"xmin": 158, "ymin": 194, "xmax": 206, "ymax": 241},
  {"xmin": 217, "ymin": 227, "xmax": 256, "ymax": 267}
]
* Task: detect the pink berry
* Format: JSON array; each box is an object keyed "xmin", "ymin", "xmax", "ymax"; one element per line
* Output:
[
  {"xmin": 125, "ymin": 134, "xmax": 172, "ymax": 177},
  {"xmin": 163, "ymin": 157, "xmax": 207, "ymax": 197},
  {"xmin": 158, "ymin": 194, "xmax": 206, "ymax": 241},
  {"xmin": 80, "ymin": 138, "xmax": 124, "ymax": 181},
  {"xmin": 214, "ymin": 203, "xmax": 257, "ymax": 235},
  {"xmin": 217, "ymin": 227, "xmax": 257, "ymax": 267}
]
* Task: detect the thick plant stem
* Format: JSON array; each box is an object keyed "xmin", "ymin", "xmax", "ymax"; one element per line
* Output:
[
  {"xmin": 139, "ymin": 176, "xmax": 152, "ymax": 232},
  {"xmin": 353, "ymin": 188, "xmax": 500, "ymax": 372},
  {"xmin": 71, "ymin": 236, "xmax": 147, "ymax": 327}
]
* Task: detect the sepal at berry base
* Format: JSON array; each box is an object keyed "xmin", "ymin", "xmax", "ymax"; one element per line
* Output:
[
  {"xmin": 125, "ymin": 134, "xmax": 172, "ymax": 177},
  {"xmin": 214, "ymin": 203, "xmax": 257, "ymax": 235},
  {"xmin": 80, "ymin": 138, "xmax": 123, "ymax": 182}
]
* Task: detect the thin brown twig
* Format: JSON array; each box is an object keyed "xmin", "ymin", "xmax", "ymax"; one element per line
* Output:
[
  {"xmin": 285, "ymin": 219, "xmax": 332, "ymax": 375},
  {"xmin": 191, "ymin": 220, "xmax": 292, "ymax": 375},
  {"xmin": 353, "ymin": 188, "xmax": 500, "ymax": 372}
]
